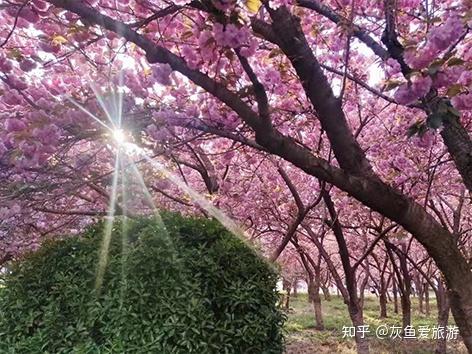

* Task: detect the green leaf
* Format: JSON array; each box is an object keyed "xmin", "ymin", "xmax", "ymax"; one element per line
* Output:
[
  {"xmin": 446, "ymin": 84, "xmax": 463, "ymax": 97},
  {"xmin": 0, "ymin": 213, "xmax": 284, "ymax": 353},
  {"xmin": 407, "ymin": 122, "xmax": 420, "ymax": 138},
  {"xmin": 447, "ymin": 57, "xmax": 465, "ymax": 67},
  {"xmin": 428, "ymin": 59, "xmax": 445, "ymax": 75},
  {"xmin": 407, "ymin": 121, "xmax": 428, "ymax": 137},
  {"xmin": 384, "ymin": 80, "xmax": 403, "ymax": 91}
]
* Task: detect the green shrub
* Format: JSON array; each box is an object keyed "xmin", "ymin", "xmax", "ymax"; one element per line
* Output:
[{"xmin": 0, "ymin": 212, "xmax": 284, "ymax": 353}]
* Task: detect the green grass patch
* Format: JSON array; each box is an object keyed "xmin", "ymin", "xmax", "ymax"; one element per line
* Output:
[{"xmin": 284, "ymin": 293, "xmax": 466, "ymax": 354}]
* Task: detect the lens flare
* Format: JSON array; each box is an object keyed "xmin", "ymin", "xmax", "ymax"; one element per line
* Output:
[
  {"xmin": 112, "ymin": 128, "xmax": 126, "ymax": 145},
  {"xmin": 70, "ymin": 82, "xmax": 245, "ymax": 292}
]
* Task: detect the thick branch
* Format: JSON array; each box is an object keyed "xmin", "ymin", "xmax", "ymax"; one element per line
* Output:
[
  {"xmin": 440, "ymin": 114, "xmax": 472, "ymax": 196},
  {"xmin": 254, "ymin": 7, "xmax": 374, "ymax": 177}
]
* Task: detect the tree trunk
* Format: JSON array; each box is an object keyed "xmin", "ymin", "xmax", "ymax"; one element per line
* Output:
[
  {"xmin": 435, "ymin": 280, "xmax": 450, "ymax": 354},
  {"xmin": 418, "ymin": 284, "xmax": 424, "ymax": 314},
  {"xmin": 322, "ymin": 285, "xmax": 331, "ymax": 301},
  {"xmin": 386, "ymin": 242, "xmax": 412, "ymax": 329},
  {"xmin": 350, "ymin": 310, "xmax": 370, "ymax": 354},
  {"xmin": 393, "ymin": 278, "xmax": 399, "ymax": 314},
  {"xmin": 308, "ymin": 279, "xmax": 324, "ymax": 330},
  {"xmin": 378, "ymin": 261, "xmax": 389, "ymax": 319},
  {"xmin": 401, "ymin": 293, "xmax": 412, "ymax": 330},
  {"xmin": 436, "ymin": 268, "xmax": 472, "ymax": 352},
  {"xmin": 386, "ymin": 275, "xmax": 393, "ymax": 302},
  {"xmin": 400, "ymin": 246, "xmax": 412, "ymax": 329},
  {"xmin": 359, "ymin": 267, "xmax": 370, "ymax": 310},
  {"xmin": 323, "ymin": 190, "xmax": 369, "ymax": 354},
  {"xmin": 293, "ymin": 279, "xmax": 298, "ymax": 298},
  {"xmin": 313, "ymin": 295, "xmax": 324, "ymax": 330},
  {"xmin": 284, "ymin": 287, "xmax": 291, "ymax": 310},
  {"xmin": 299, "ymin": 250, "xmax": 325, "ymax": 331},
  {"xmin": 425, "ymin": 283, "xmax": 431, "ymax": 316},
  {"xmin": 379, "ymin": 290, "xmax": 388, "ymax": 319}
]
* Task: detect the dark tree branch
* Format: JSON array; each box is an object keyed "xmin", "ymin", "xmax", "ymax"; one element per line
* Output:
[
  {"xmin": 235, "ymin": 49, "xmax": 271, "ymax": 124},
  {"xmin": 0, "ymin": 0, "xmax": 29, "ymax": 48},
  {"xmin": 254, "ymin": 6, "xmax": 375, "ymax": 177},
  {"xmin": 352, "ymin": 224, "xmax": 397, "ymax": 270},
  {"xmin": 296, "ymin": 0, "xmax": 389, "ymax": 60},
  {"xmin": 270, "ymin": 167, "xmax": 323, "ymax": 261},
  {"xmin": 129, "ymin": 4, "xmax": 182, "ymax": 28},
  {"xmin": 381, "ymin": 0, "xmax": 411, "ymax": 75},
  {"xmin": 33, "ymin": 207, "xmax": 108, "ymax": 216}
]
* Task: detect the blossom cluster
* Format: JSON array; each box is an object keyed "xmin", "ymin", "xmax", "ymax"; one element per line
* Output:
[
  {"xmin": 394, "ymin": 75, "xmax": 432, "ymax": 105},
  {"xmin": 404, "ymin": 16, "xmax": 464, "ymax": 70},
  {"xmin": 393, "ymin": 15, "xmax": 467, "ymax": 106}
]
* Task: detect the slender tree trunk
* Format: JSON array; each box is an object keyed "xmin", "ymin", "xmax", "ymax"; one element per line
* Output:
[
  {"xmin": 297, "ymin": 248, "xmax": 325, "ymax": 331},
  {"xmin": 386, "ymin": 275, "xmax": 393, "ymax": 302},
  {"xmin": 313, "ymin": 294, "xmax": 324, "ymax": 330},
  {"xmin": 425, "ymin": 283, "xmax": 431, "ymax": 316},
  {"xmin": 308, "ymin": 278, "xmax": 324, "ymax": 330},
  {"xmin": 400, "ymin": 248, "xmax": 412, "ymax": 329},
  {"xmin": 322, "ymin": 271, "xmax": 332, "ymax": 301},
  {"xmin": 401, "ymin": 293, "xmax": 412, "ymax": 329},
  {"xmin": 293, "ymin": 279, "xmax": 298, "ymax": 298},
  {"xmin": 392, "ymin": 277, "xmax": 399, "ymax": 314},
  {"xmin": 379, "ymin": 290, "xmax": 388, "ymax": 319},
  {"xmin": 359, "ymin": 266, "xmax": 370, "ymax": 310},
  {"xmin": 386, "ymin": 242, "xmax": 411, "ymax": 329},
  {"xmin": 350, "ymin": 309, "xmax": 370, "ymax": 354},
  {"xmin": 417, "ymin": 278, "xmax": 425, "ymax": 314},
  {"xmin": 378, "ymin": 260, "xmax": 389, "ymax": 319},
  {"xmin": 323, "ymin": 190, "xmax": 369, "ymax": 354},
  {"xmin": 285, "ymin": 288, "xmax": 291, "ymax": 310},
  {"xmin": 418, "ymin": 290, "xmax": 424, "ymax": 314},
  {"xmin": 322, "ymin": 285, "xmax": 331, "ymax": 301},
  {"xmin": 313, "ymin": 263, "xmax": 324, "ymax": 330},
  {"xmin": 435, "ymin": 280, "xmax": 450, "ymax": 354}
]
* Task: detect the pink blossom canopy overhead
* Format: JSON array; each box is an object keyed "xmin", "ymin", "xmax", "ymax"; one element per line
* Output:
[{"xmin": 3, "ymin": 0, "xmax": 472, "ymax": 348}]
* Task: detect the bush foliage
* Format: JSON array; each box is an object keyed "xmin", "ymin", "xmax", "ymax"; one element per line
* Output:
[{"xmin": 0, "ymin": 212, "xmax": 284, "ymax": 353}]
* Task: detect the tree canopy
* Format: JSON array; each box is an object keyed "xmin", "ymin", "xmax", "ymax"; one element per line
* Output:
[{"xmin": 1, "ymin": 1, "xmax": 472, "ymax": 353}]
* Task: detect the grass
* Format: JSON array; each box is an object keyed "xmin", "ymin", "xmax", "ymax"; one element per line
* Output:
[{"xmin": 283, "ymin": 293, "xmax": 467, "ymax": 354}]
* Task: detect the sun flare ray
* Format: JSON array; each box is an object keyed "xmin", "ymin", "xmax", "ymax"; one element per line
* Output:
[
  {"xmin": 95, "ymin": 153, "xmax": 120, "ymax": 291},
  {"xmin": 119, "ymin": 157, "xmax": 129, "ymax": 308},
  {"xmin": 66, "ymin": 96, "xmax": 113, "ymax": 132},
  {"xmin": 89, "ymin": 82, "xmax": 118, "ymax": 129}
]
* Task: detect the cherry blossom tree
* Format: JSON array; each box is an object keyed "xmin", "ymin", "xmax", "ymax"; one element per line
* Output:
[{"xmin": 2, "ymin": 1, "xmax": 472, "ymax": 353}]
